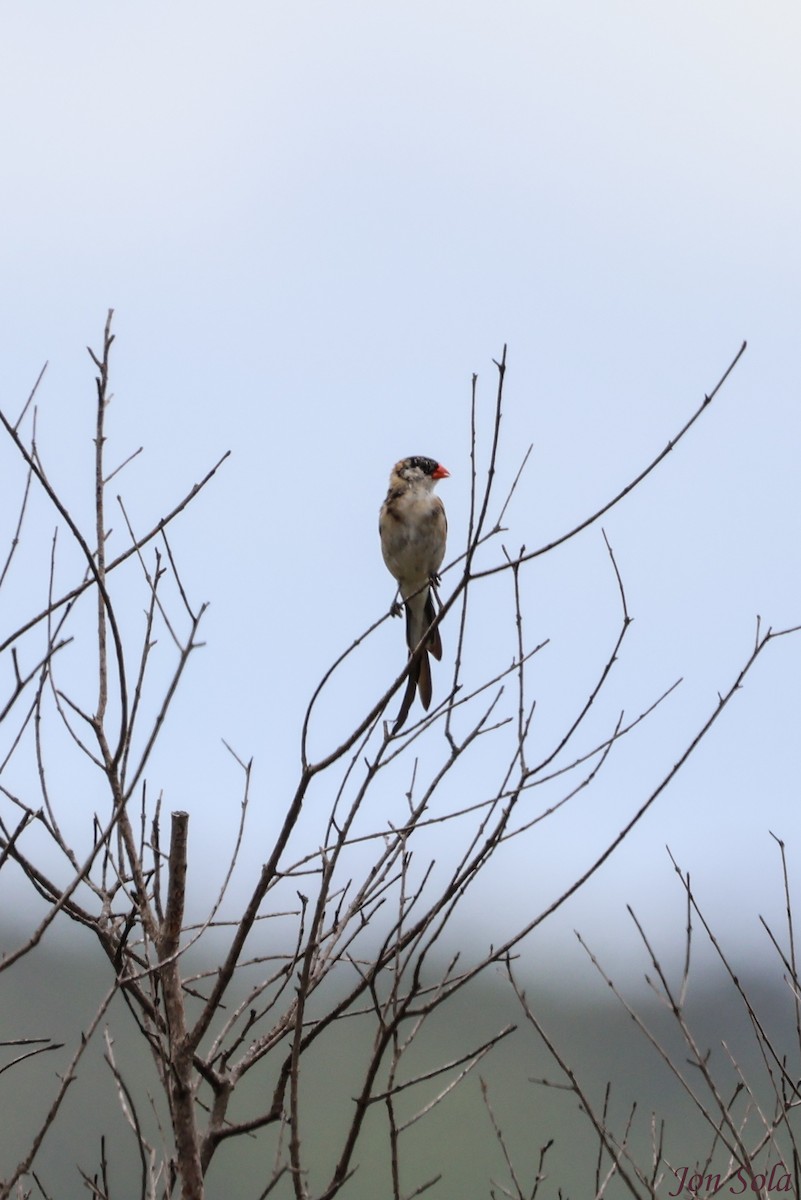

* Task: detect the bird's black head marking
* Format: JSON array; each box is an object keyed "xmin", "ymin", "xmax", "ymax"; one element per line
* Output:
[{"xmin": 406, "ymin": 456, "xmax": 439, "ymax": 476}]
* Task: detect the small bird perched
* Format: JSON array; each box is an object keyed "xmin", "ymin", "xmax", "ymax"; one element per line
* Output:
[{"xmin": 379, "ymin": 455, "xmax": 449, "ymax": 731}]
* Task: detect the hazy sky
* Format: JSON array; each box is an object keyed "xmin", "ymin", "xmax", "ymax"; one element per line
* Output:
[{"xmin": 1, "ymin": 2, "xmax": 799, "ymax": 987}]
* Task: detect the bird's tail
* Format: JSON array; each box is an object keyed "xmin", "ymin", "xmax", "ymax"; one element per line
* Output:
[
  {"xmin": 392, "ymin": 588, "xmax": 443, "ymax": 734},
  {"xmin": 392, "ymin": 649, "xmax": 429, "ymax": 734},
  {"xmin": 402, "ymin": 589, "xmax": 440, "ymax": 712},
  {"xmin": 404, "ymin": 590, "xmax": 441, "ymax": 663}
]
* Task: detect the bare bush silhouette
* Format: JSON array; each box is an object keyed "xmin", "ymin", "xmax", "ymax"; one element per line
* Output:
[
  {"xmin": 500, "ymin": 835, "xmax": 801, "ymax": 1199},
  {"xmin": 0, "ymin": 313, "xmax": 796, "ymax": 1199}
]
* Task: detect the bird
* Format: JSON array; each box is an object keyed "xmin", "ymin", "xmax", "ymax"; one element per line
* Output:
[{"xmin": 379, "ymin": 455, "xmax": 449, "ymax": 731}]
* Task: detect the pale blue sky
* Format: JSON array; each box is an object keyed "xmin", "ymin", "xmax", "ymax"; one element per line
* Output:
[{"xmin": 1, "ymin": 2, "xmax": 799, "ymax": 985}]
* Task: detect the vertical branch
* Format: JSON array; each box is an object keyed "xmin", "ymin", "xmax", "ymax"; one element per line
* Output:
[
  {"xmin": 158, "ymin": 810, "xmax": 204, "ymax": 1200},
  {"xmin": 469, "ymin": 344, "xmax": 507, "ymax": 554},
  {"xmin": 466, "ymin": 370, "xmax": 479, "ymax": 549},
  {"xmin": 506, "ymin": 549, "xmax": 531, "ymax": 775},
  {"xmin": 0, "ymin": 337, "xmax": 131, "ymax": 761},
  {"xmin": 444, "ymin": 349, "xmax": 508, "ymax": 744},
  {"xmin": 89, "ymin": 309, "xmax": 115, "ymax": 725}
]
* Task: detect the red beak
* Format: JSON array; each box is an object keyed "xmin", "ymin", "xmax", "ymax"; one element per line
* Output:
[{"xmin": 432, "ymin": 464, "xmax": 450, "ymax": 480}]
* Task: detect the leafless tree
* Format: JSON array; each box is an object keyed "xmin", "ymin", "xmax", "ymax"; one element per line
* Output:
[{"xmin": 0, "ymin": 313, "xmax": 796, "ymax": 1199}]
